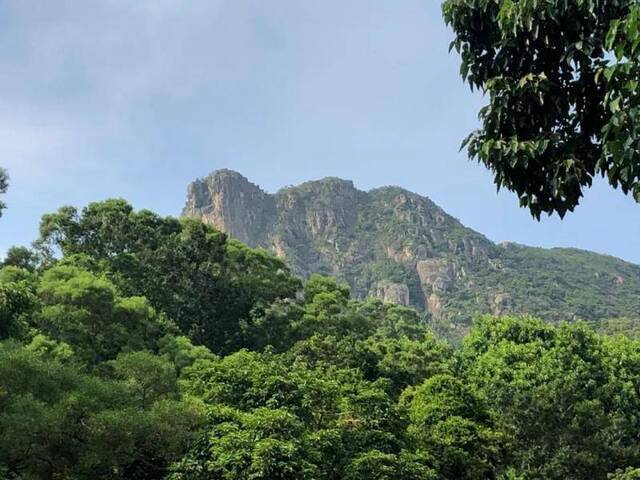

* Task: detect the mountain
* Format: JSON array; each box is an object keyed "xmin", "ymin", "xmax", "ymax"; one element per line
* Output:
[{"xmin": 182, "ymin": 169, "xmax": 640, "ymax": 334}]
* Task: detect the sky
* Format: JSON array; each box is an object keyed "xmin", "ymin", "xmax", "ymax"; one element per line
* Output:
[{"xmin": 1, "ymin": 1, "xmax": 639, "ymax": 264}]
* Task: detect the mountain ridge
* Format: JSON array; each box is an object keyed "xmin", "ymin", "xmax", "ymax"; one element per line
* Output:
[{"xmin": 182, "ymin": 169, "xmax": 640, "ymax": 333}]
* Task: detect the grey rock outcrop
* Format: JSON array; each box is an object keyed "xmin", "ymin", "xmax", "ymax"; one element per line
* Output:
[
  {"xmin": 375, "ymin": 281, "xmax": 410, "ymax": 306},
  {"xmin": 183, "ymin": 169, "xmax": 275, "ymax": 247},
  {"xmin": 182, "ymin": 170, "xmax": 492, "ymax": 318}
]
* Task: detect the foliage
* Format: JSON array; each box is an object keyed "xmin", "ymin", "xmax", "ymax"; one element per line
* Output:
[
  {"xmin": 609, "ymin": 468, "xmax": 640, "ymax": 480},
  {"xmin": 594, "ymin": 316, "xmax": 640, "ymax": 338},
  {"xmin": 0, "ymin": 247, "xmax": 39, "ymax": 272},
  {"xmin": 462, "ymin": 315, "xmax": 640, "ymax": 479},
  {"xmin": 157, "ymin": 334, "xmax": 217, "ymax": 373},
  {"xmin": 344, "ymin": 450, "xmax": 436, "ymax": 480},
  {"xmin": 0, "ymin": 341, "xmax": 205, "ymax": 479},
  {"xmin": 288, "ymin": 332, "xmax": 452, "ymax": 395},
  {"xmin": 0, "ymin": 281, "xmax": 35, "ymax": 340},
  {"xmin": 168, "ymin": 406, "xmax": 318, "ymax": 480},
  {"xmin": 36, "ymin": 265, "xmax": 168, "ymax": 365},
  {"xmin": 443, "ymin": 243, "xmax": 640, "ymax": 328},
  {"xmin": 443, "ymin": 0, "xmax": 640, "ymax": 217},
  {"xmin": 406, "ymin": 374, "xmax": 504, "ymax": 479},
  {"xmin": 36, "ymin": 199, "xmax": 300, "ymax": 353},
  {"xmin": 109, "ymin": 351, "xmax": 178, "ymax": 409},
  {"xmin": 1, "ymin": 200, "xmax": 640, "ymax": 479},
  {"xmin": 174, "ymin": 349, "xmax": 426, "ymax": 479},
  {"xmin": 0, "ymin": 168, "xmax": 7, "ymax": 218}
]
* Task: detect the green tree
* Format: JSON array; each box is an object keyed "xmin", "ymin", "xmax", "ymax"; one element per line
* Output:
[
  {"xmin": 0, "ymin": 266, "xmax": 37, "ymax": 285},
  {"xmin": 0, "ymin": 340, "xmax": 204, "ymax": 479},
  {"xmin": 217, "ymin": 239, "xmax": 302, "ymax": 351},
  {"xmin": 593, "ymin": 316, "xmax": 640, "ymax": 338},
  {"xmin": 0, "ymin": 280, "xmax": 35, "ymax": 340},
  {"xmin": 289, "ymin": 333, "xmax": 452, "ymax": 395},
  {"xmin": 169, "ymin": 406, "xmax": 317, "ymax": 480},
  {"xmin": 177, "ymin": 349, "xmax": 419, "ymax": 479},
  {"xmin": 293, "ymin": 275, "xmax": 376, "ymax": 340},
  {"xmin": 109, "ymin": 351, "xmax": 178, "ymax": 408},
  {"xmin": 443, "ymin": 0, "xmax": 640, "ymax": 217},
  {"xmin": 36, "ymin": 265, "xmax": 167, "ymax": 364},
  {"xmin": 0, "ymin": 168, "xmax": 7, "ymax": 217},
  {"xmin": 304, "ymin": 273, "xmax": 351, "ymax": 302},
  {"xmin": 179, "ymin": 349, "xmax": 349, "ymax": 424},
  {"xmin": 37, "ymin": 200, "xmax": 300, "ymax": 352},
  {"xmin": 462, "ymin": 315, "xmax": 640, "ymax": 479},
  {"xmin": 1, "ymin": 246, "xmax": 39, "ymax": 272},
  {"xmin": 158, "ymin": 334, "xmax": 217, "ymax": 373},
  {"xmin": 609, "ymin": 468, "xmax": 640, "ymax": 480},
  {"xmin": 345, "ymin": 451, "xmax": 436, "ymax": 480},
  {"xmin": 406, "ymin": 374, "xmax": 504, "ymax": 479},
  {"xmin": 24, "ymin": 333, "xmax": 74, "ymax": 362}
]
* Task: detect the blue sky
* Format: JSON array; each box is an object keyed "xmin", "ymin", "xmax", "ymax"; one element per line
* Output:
[{"xmin": 1, "ymin": 1, "xmax": 639, "ymax": 263}]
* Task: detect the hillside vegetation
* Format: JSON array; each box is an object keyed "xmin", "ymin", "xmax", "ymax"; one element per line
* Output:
[{"xmin": 2, "ymin": 199, "xmax": 640, "ymax": 479}]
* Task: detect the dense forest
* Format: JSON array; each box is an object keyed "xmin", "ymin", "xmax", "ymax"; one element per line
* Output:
[{"xmin": 2, "ymin": 199, "xmax": 640, "ymax": 479}]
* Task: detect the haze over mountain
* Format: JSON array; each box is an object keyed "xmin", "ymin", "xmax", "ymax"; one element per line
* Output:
[{"xmin": 183, "ymin": 170, "xmax": 640, "ymax": 334}]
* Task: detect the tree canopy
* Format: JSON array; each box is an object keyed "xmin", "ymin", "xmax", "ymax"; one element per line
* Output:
[
  {"xmin": 1, "ymin": 199, "xmax": 640, "ymax": 478},
  {"xmin": 2, "ymin": 160, "xmax": 640, "ymax": 480},
  {"xmin": 36, "ymin": 199, "xmax": 300, "ymax": 353},
  {"xmin": 443, "ymin": 0, "xmax": 640, "ymax": 217},
  {"xmin": 0, "ymin": 168, "xmax": 7, "ymax": 217}
]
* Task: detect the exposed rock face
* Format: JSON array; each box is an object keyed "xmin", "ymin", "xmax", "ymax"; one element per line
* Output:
[
  {"xmin": 386, "ymin": 245, "xmax": 416, "ymax": 263},
  {"xmin": 183, "ymin": 170, "xmax": 640, "ymax": 328},
  {"xmin": 183, "ymin": 170, "xmax": 275, "ymax": 246},
  {"xmin": 375, "ymin": 281, "xmax": 410, "ymax": 306},
  {"xmin": 416, "ymin": 259, "xmax": 457, "ymax": 294},
  {"xmin": 416, "ymin": 259, "xmax": 459, "ymax": 316},
  {"xmin": 427, "ymin": 293, "xmax": 444, "ymax": 318},
  {"xmin": 182, "ymin": 170, "xmax": 494, "ymax": 320}
]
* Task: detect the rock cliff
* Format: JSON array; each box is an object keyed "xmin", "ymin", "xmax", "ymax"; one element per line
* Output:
[{"xmin": 183, "ymin": 169, "xmax": 275, "ymax": 246}]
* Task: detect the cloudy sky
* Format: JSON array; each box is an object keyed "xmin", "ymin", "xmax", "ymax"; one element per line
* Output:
[{"xmin": 1, "ymin": 1, "xmax": 639, "ymax": 263}]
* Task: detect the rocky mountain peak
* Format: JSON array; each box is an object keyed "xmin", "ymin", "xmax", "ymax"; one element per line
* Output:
[
  {"xmin": 182, "ymin": 170, "xmax": 494, "ymax": 316},
  {"xmin": 182, "ymin": 169, "xmax": 274, "ymax": 246},
  {"xmin": 182, "ymin": 171, "xmax": 640, "ymax": 328},
  {"xmin": 297, "ymin": 176, "xmax": 357, "ymax": 193}
]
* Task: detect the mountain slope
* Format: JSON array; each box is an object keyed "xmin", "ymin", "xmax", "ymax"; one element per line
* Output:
[{"xmin": 183, "ymin": 169, "xmax": 640, "ymax": 331}]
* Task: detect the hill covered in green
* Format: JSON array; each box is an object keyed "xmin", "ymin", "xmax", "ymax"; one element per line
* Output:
[
  {"xmin": 2, "ymin": 199, "xmax": 640, "ymax": 479},
  {"xmin": 183, "ymin": 170, "xmax": 640, "ymax": 335}
]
